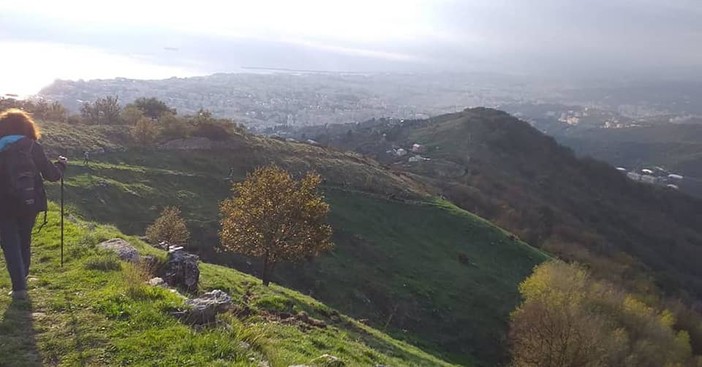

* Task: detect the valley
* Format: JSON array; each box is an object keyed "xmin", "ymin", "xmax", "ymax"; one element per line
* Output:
[{"xmin": 1, "ymin": 90, "xmax": 701, "ymax": 366}]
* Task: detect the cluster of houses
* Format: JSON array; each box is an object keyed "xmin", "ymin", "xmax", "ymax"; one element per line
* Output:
[
  {"xmin": 617, "ymin": 166, "xmax": 684, "ymax": 190},
  {"xmin": 387, "ymin": 143, "xmax": 430, "ymax": 163}
]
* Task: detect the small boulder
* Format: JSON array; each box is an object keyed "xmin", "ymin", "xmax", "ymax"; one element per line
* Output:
[
  {"xmin": 309, "ymin": 354, "xmax": 345, "ymax": 367},
  {"xmin": 147, "ymin": 277, "xmax": 166, "ymax": 287},
  {"xmin": 178, "ymin": 289, "xmax": 232, "ymax": 325},
  {"xmin": 162, "ymin": 249, "xmax": 199, "ymax": 291},
  {"xmin": 97, "ymin": 238, "xmax": 139, "ymax": 263}
]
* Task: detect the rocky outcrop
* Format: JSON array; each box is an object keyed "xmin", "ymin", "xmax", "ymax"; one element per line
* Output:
[
  {"xmin": 176, "ymin": 290, "xmax": 232, "ymax": 325},
  {"xmin": 162, "ymin": 249, "xmax": 200, "ymax": 291},
  {"xmin": 147, "ymin": 277, "xmax": 166, "ymax": 287},
  {"xmin": 97, "ymin": 238, "xmax": 139, "ymax": 263}
]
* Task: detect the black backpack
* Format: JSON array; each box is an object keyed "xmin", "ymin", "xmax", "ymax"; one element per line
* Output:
[{"xmin": 0, "ymin": 140, "xmax": 39, "ymax": 215}]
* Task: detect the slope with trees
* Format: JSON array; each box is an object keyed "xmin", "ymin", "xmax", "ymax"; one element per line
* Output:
[
  {"xmin": 510, "ymin": 261, "xmax": 700, "ymax": 367},
  {"xmin": 17, "ymin": 97, "xmax": 702, "ymax": 364},
  {"xmin": 25, "ymin": 107, "xmax": 549, "ymax": 365},
  {"xmin": 288, "ymin": 108, "xmax": 702, "ymax": 357},
  {"xmin": 555, "ymin": 123, "xmax": 702, "ymax": 197}
]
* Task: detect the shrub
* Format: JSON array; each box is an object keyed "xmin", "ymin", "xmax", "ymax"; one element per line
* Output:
[
  {"xmin": 159, "ymin": 113, "xmax": 191, "ymax": 140},
  {"xmin": 123, "ymin": 262, "xmax": 156, "ymax": 300},
  {"xmin": 146, "ymin": 206, "xmax": 190, "ymax": 246},
  {"xmin": 120, "ymin": 105, "xmax": 144, "ymax": 125},
  {"xmin": 192, "ymin": 120, "xmax": 233, "ymax": 141},
  {"xmin": 131, "ymin": 117, "xmax": 160, "ymax": 145}
]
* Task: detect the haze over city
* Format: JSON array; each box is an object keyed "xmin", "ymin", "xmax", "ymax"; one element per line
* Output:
[{"xmin": 2, "ymin": 0, "xmax": 702, "ymax": 96}]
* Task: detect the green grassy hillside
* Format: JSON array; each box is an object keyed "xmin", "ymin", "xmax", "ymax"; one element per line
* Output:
[
  {"xmin": 0, "ymin": 205, "xmax": 460, "ymax": 366},
  {"xmin": 287, "ymin": 108, "xmax": 702, "ymax": 357},
  {"xmin": 294, "ymin": 108, "xmax": 702, "ymax": 301},
  {"xmin": 31, "ymin": 120, "xmax": 549, "ymax": 366},
  {"xmin": 404, "ymin": 109, "xmax": 702, "ymax": 301}
]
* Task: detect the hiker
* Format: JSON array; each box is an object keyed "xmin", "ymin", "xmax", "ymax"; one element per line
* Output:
[
  {"xmin": 83, "ymin": 150, "xmax": 90, "ymax": 166},
  {"xmin": 0, "ymin": 109, "xmax": 67, "ymax": 300}
]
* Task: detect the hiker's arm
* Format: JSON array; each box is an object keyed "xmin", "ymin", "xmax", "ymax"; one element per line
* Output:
[{"xmin": 32, "ymin": 142, "xmax": 64, "ymax": 182}]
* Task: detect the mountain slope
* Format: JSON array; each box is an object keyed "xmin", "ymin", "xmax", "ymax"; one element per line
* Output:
[
  {"xmin": 0, "ymin": 204, "xmax": 458, "ymax": 367},
  {"xmin": 287, "ymin": 108, "xmax": 702, "ymax": 350},
  {"xmin": 34, "ymin": 120, "xmax": 549, "ymax": 366},
  {"xmin": 555, "ymin": 124, "xmax": 702, "ymax": 197}
]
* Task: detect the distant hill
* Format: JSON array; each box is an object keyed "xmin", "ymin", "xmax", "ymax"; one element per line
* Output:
[
  {"xmin": 286, "ymin": 108, "xmax": 702, "ymax": 310},
  {"xmin": 35, "ymin": 119, "xmax": 548, "ymax": 366},
  {"xmin": 555, "ymin": 124, "xmax": 702, "ymax": 197}
]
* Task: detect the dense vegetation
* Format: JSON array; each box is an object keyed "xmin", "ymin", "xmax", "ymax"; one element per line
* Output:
[
  {"xmin": 289, "ymin": 108, "xmax": 702, "ymax": 356},
  {"xmin": 0, "ymin": 205, "xmax": 458, "ymax": 366},
  {"xmin": 510, "ymin": 261, "xmax": 700, "ymax": 367}
]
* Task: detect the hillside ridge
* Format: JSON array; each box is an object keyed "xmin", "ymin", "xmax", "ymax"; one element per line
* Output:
[
  {"xmin": 0, "ymin": 204, "xmax": 459, "ymax": 367},
  {"xmin": 26, "ymin": 117, "xmax": 553, "ymax": 365}
]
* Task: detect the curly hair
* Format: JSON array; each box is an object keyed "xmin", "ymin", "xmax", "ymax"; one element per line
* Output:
[{"xmin": 0, "ymin": 108, "xmax": 41, "ymax": 140}]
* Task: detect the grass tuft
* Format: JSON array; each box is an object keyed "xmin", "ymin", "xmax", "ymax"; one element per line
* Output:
[{"xmin": 84, "ymin": 253, "xmax": 122, "ymax": 271}]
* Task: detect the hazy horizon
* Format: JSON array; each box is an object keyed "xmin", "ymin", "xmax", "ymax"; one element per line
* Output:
[{"xmin": 2, "ymin": 0, "xmax": 702, "ymax": 96}]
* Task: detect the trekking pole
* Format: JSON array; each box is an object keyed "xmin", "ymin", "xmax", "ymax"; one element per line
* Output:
[{"xmin": 60, "ymin": 175, "xmax": 64, "ymax": 267}]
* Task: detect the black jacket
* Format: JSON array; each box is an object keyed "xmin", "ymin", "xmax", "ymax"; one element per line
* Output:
[{"xmin": 0, "ymin": 137, "xmax": 64, "ymax": 219}]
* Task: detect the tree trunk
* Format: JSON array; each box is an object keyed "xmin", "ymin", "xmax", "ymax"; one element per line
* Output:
[{"xmin": 262, "ymin": 251, "xmax": 271, "ymax": 286}]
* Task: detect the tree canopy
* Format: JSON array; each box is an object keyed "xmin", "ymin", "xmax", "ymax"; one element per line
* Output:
[
  {"xmin": 509, "ymin": 261, "xmax": 698, "ymax": 367},
  {"xmin": 80, "ymin": 96, "xmax": 121, "ymax": 124},
  {"xmin": 219, "ymin": 165, "xmax": 333, "ymax": 285},
  {"xmin": 133, "ymin": 97, "xmax": 175, "ymax": 119}
]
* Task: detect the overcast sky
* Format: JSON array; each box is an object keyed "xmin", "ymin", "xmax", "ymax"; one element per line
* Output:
[{"xmin": 2, "ymin": 0, "xmax": 702, "ymax": 95}]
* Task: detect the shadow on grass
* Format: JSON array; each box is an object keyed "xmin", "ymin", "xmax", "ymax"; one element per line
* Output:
[
  {"xmin": 0, "ymin": 297, "xmax": 42, "ymax": 367},
  {"xmin": 64, "ymin": 291, "xmax": 88, "ymax": 366}
]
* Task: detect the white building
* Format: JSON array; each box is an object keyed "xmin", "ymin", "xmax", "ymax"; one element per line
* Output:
[
  {"xmin": 668, "ymin": 174, "xmax": 684, "ymax": 180},
  {"xmin": 411, "ymin": 143, "xmax": 426, "ymax": 153},
  {"xmin": 409, "ymin": 155, "xmax": 430, "ymax": 163}
]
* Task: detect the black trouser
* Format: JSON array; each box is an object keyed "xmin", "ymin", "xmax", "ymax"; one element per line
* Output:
[{"xmin": 0, "ymin": 214, "xmax": 36, "ymax": 291}]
